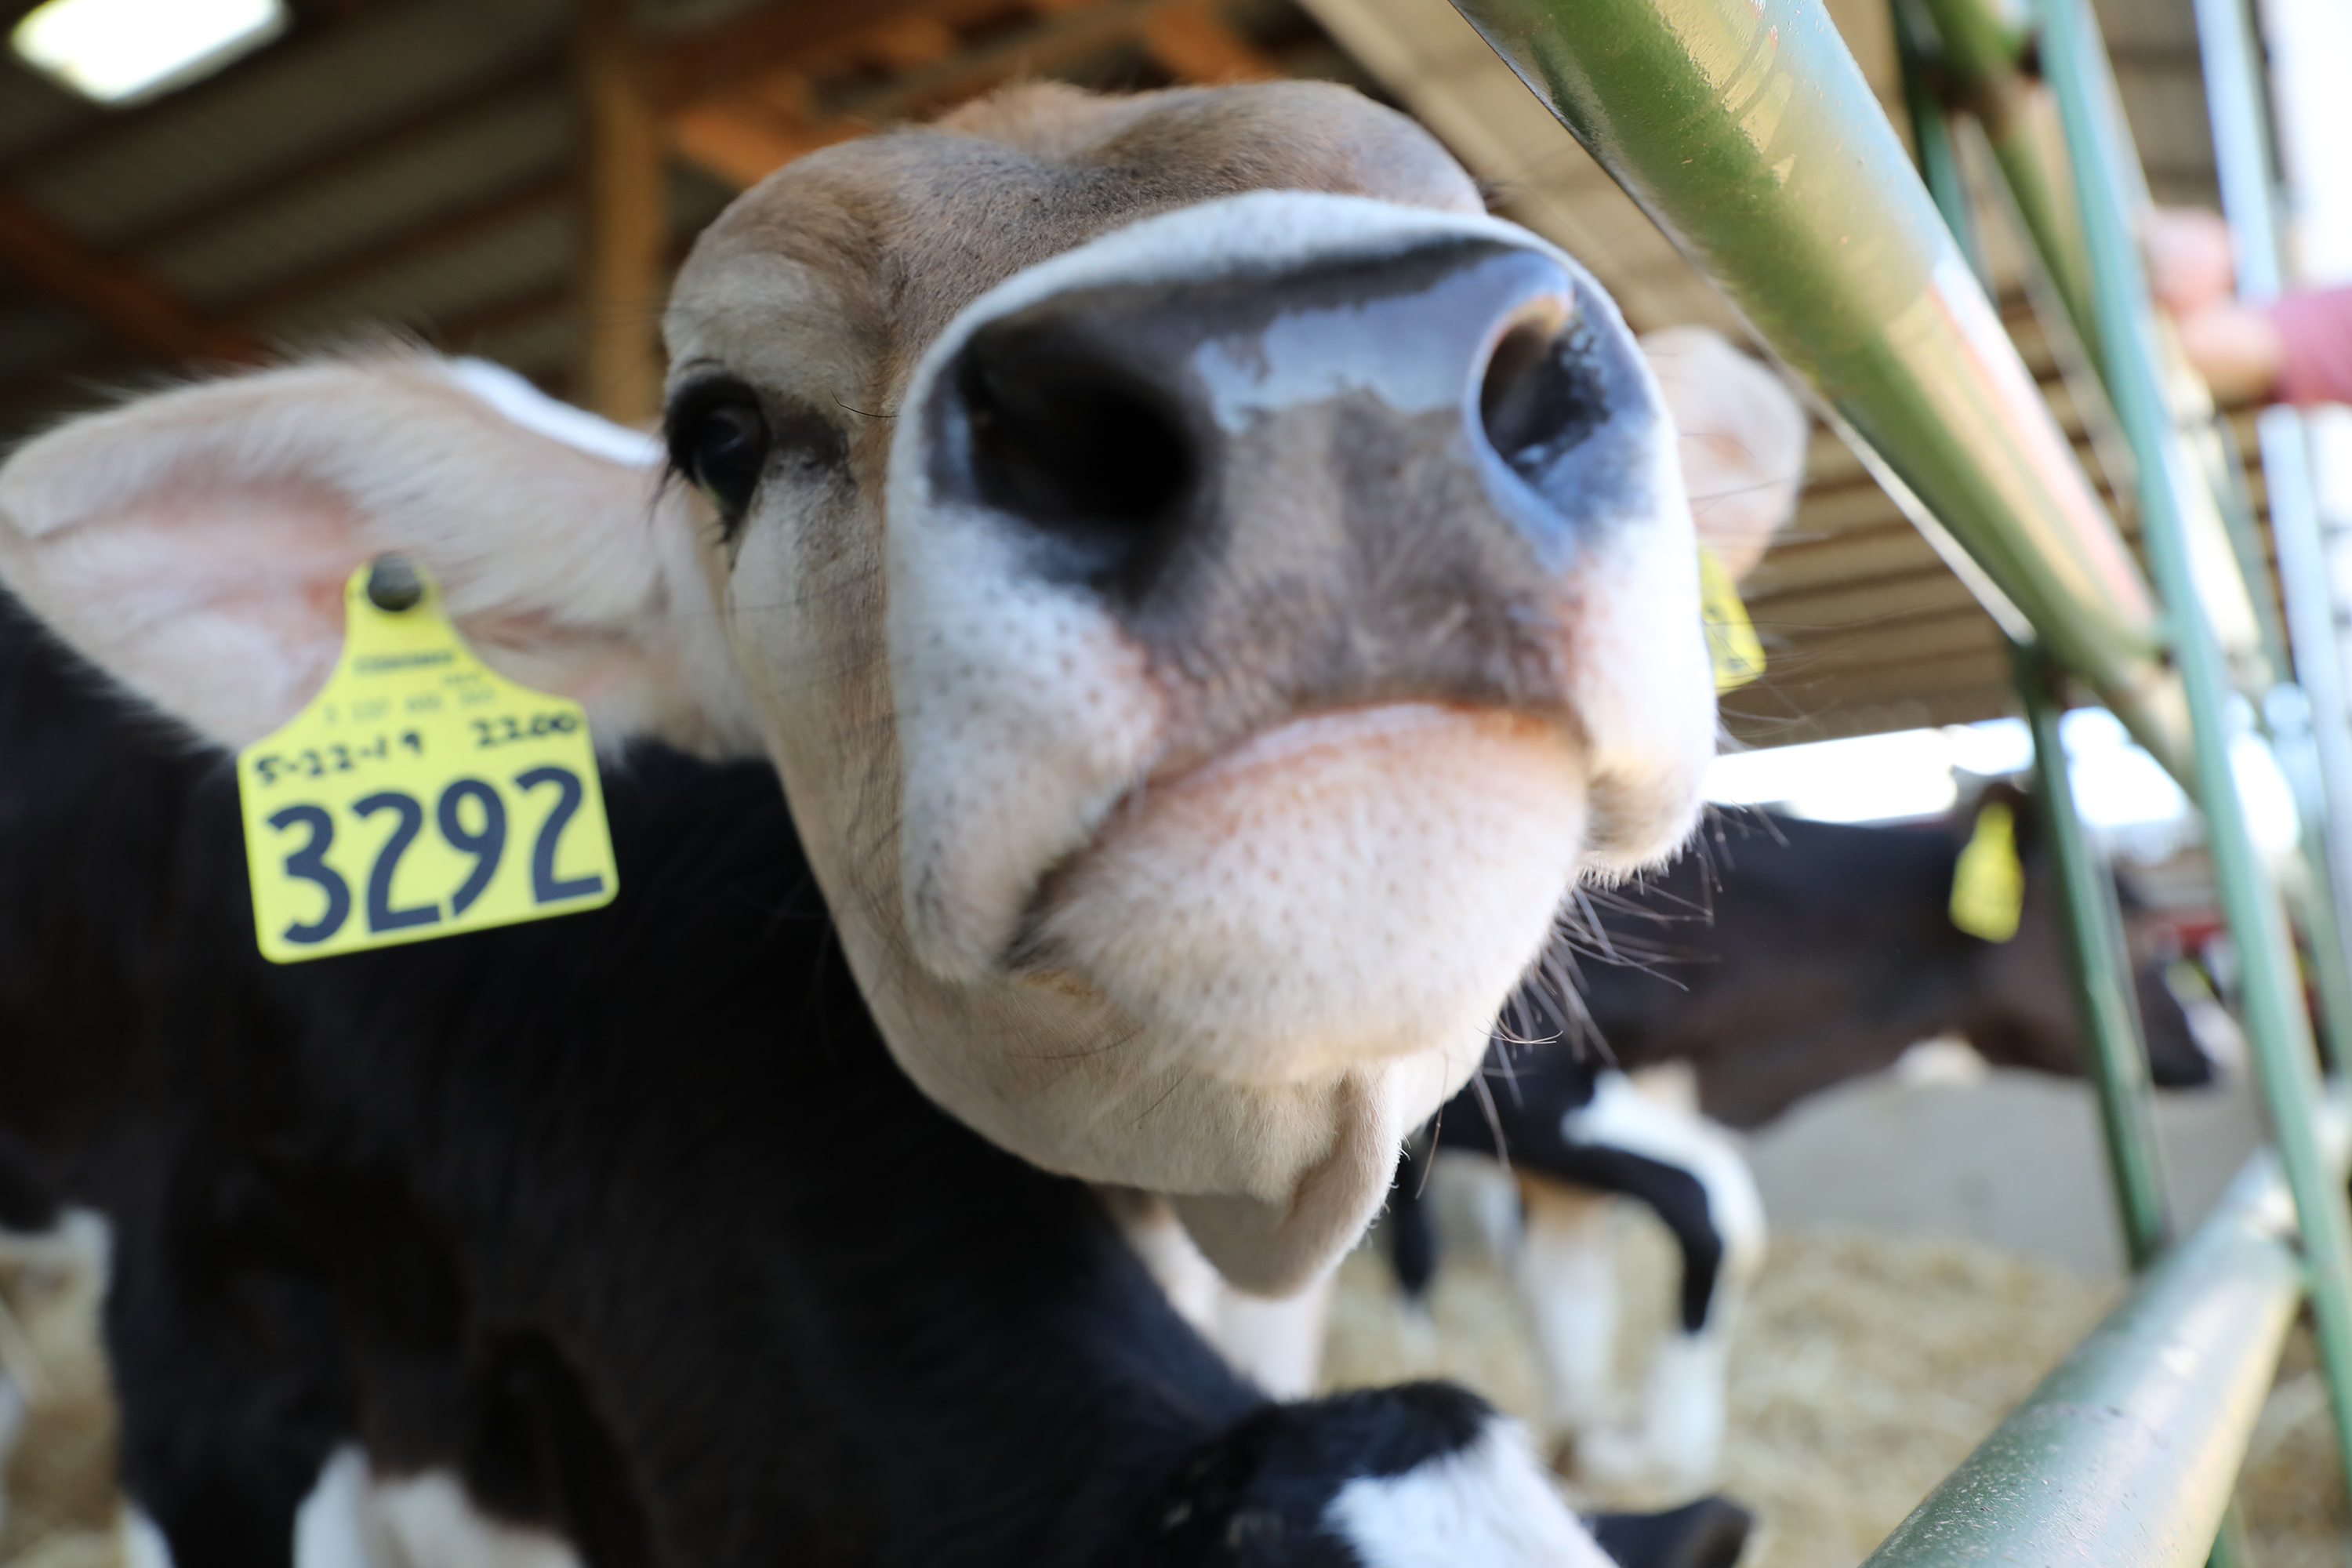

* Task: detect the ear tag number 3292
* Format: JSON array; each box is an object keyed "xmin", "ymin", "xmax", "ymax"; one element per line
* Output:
[{"xmin": 237, "ymin": 557, "xmax": 619, "ymax": 964}]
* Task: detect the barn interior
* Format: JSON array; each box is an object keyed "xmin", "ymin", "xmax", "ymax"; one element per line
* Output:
[
  {"xmin": 0, "ymin": 0, "xmax": 2271, "ymax": 750},
  {"xmin": 0, "ymin": 1, "xmax": 2340, "ymax": 1565}
]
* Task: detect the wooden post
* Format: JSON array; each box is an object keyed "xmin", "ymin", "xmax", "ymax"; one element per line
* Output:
[{"xmin": 576, "ymin": 0, "xmax": 666, "ymax": 427}]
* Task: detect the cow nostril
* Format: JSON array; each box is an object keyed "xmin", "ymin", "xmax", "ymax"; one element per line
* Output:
[
  {"xmin": 1479, "ymin": 317, "xmax": 1610, "ymax": 489},
  {"xmin": 960, "ymin": 342, "xmax": 1194, "ymax": 595}
]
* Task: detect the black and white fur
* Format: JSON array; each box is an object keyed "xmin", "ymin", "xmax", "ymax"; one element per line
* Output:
[
  {"xmin": 1389, "ymin": 1062, "xmax": 1761, "ymax": 1498},
  {"xmin": 0, "ymin": 588, "xmax": 1628, "ymax": 1568}
]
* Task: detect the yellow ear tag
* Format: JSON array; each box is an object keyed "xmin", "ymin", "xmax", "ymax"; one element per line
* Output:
[
  {"xmin": 1699, "ymin": 546, "xmax": 1765, "ymax": 692},
  {"xmin": 1949, "ymin": 800, "xmax": 2025, "ymax": 943},
  {"xmin": 237, "ymin": 557, "xmax": 618, "ymax": 964}
]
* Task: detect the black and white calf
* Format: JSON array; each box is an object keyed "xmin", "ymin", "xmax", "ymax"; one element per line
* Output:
[
  {"xmin": 0, "ymin": 78, "xmax": 1807, "ymax": 1568},
  {"xmin": 1383, "ymin": 804, "xmax": 2223, "ymax": 1496},
  {"xmin": 1, "ymin": 583, "xmax": 1651, "ymax": 1568},
  {"xmin": 0, "ymin": 82, "xmax": 1792, "ymax": 1301}
]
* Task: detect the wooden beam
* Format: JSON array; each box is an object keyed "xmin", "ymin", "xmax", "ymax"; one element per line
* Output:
[
  {"xmin": 668, "ymin": 0, "xmax": 1274, "ymax": 191},
  {"xmin": 430, "ymin": 280, "xmax": 573, "ymax": 350},
  {"xmin": 651, "ymin": 0, "xmax": 959, "ymax": 108},
  {"xmin": 865, "ymin": 15, "xmax": 963, "ymax": 71},
  {"xmin": 0, "ymin": 342, "xmax": 140, "ymax": 431},
  {"xmin": 217, "ymin": 166, "xmax": 572, "ymax": 321},
  {"xmin": 575, "ymin": 0, "xmax": 666, "ymax": 427},
  {"xmin": 102, "ymin": 51, "xmax": 564, "ymax": 260},
  {"xmin": 670, "ymin": 100, "xmax": 855, "ymax": 191},
  {"xmin": 0, "ymin": 194, "xmax": 265, "ymax": 364},
  {"xmin": 1138, "ymin": 0, "xmax": 1281, "ymax": 82}
]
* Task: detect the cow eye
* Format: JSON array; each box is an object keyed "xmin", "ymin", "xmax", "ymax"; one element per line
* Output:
[{"xmin": 668, "ymin": 388, "xmax": 771, "ymax": 523}]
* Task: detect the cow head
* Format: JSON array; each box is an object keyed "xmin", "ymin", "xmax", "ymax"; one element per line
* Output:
[
  {"xmin": 0, "ymin": 83, "xmax": 1798, "ymax": 1290},
  {"xmin": 1959, "ymin": 784, "xmax": 2230, "ymax": 1091}
]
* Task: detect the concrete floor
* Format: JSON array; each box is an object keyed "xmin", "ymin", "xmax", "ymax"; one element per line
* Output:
[{"xmin": 1744, "ymin": 1057, "xmax": 2267, "ymax": 1276}]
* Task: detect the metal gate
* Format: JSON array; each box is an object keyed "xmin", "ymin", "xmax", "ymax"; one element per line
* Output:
[{"xmin": 1441, "ymin": 0, "xmax": 2352, "ymax": 1555}]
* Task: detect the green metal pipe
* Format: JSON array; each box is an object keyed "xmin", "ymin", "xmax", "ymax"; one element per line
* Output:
[
  {"xmin": 2194, "ymin": 0, "xmax": 2352, "ymax": 1035},
  {"xmin": 1892, "ymin": 0, "xmax": 1987, "ymax": 285},
  {"xmin": 1442, "ymin": 0, "xmax": 2191, "ymax": 778},
  {"xmin": 2034, "ymin": 0, "xmax": 2352, "ymax": 1496},
  {"xmin": 1916, "ymin": 0, "xmax": 2278, "ymax": 694},
  {"xmin": 1913, "ymin": 0, "xmax": 2101, "ymax": 361},
  {"xmin": 2019, "ymin": 645, "xmax": 2172, "ymax": 1268},
  {"xmin": 1860, "ymin": 1151, "xmax": 2304, "ymax": 1567}
]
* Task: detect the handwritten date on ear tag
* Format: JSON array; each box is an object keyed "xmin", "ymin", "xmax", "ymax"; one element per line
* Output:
[
  {"xmin": 1699, "ymin": 546, "xmax": 1765, "ymax": 693},
  {"xmin": 237, "ymin": 557, "xmax": 619, "ymax": 964}
]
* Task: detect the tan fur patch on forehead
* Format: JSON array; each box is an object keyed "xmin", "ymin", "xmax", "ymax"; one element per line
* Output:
[{"xmin": 670, "ymin": 81, "xmax": 1486, "ymax": 381}]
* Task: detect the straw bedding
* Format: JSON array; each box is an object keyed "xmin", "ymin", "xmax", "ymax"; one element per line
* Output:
[
  {"xmin": 1321, "ymin": 1198, "xmax": 2347, "ymax": 1566},
  {"xmin": 0, "ymin": 1223, "xmax": 124, "ymax": 1568}
]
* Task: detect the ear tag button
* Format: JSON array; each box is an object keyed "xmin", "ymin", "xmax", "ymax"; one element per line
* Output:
[
  {"xmin": 1699, "ymin": 546, "xmax": 1765, "ymax": 692},
  {"xmin": 236, "ymin": 557, "xmax": 619, "ymax": 964},
  {"xmin": 1950, "ymin": 799, "xmax": 2026, "ymax": 944}
]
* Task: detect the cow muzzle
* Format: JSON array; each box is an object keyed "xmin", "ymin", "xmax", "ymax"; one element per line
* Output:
[{"xmin": 887, "ymin": 192, "xmax": 1713, "ymax": 1087}]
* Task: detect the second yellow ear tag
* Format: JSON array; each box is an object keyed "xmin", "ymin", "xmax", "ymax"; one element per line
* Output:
[
  {"xmin": 237, "ymin": 557, "xmax": 619, "ymax": 964},
  {"xmin": 1699, "ymin": 546, "xmax": 1765, "ymax": 692},
  {"xmin": 1949, "ymin": 799, "xmax": 2026, "ymax": 944}
]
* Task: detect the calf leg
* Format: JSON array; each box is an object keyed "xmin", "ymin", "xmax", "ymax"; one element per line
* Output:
[
  {"xmin": 1512, "ymin": 1177, "xmax": 1621, "ymax": 1436},
  {"xmin": 1552, "ymin": 1078, "xmax": 1765, "ymax": 1499}
]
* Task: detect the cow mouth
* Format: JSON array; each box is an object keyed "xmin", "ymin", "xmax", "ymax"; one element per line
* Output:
[{"xmin": 1010, "ymin": 701, "xmax": 1592, "ymax": 1087}]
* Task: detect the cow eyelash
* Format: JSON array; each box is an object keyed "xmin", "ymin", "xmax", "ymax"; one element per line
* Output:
[{"xmin": 663, "ymin": 377, "xmax": 848, "ymax": 538}]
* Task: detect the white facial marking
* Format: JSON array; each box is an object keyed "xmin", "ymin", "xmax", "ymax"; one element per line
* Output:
[{"xmin": 1323, "ymin": 1420, "xmax": 1614, "ymax": 1568}]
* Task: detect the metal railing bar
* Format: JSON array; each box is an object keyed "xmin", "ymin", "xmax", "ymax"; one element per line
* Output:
[
  {"xmin": 2034, "ymin": 0, "xmax": 2352, "ymax": 1500},
  {"xmin": 1440, "ymin": 0, "xmax": 2193, "ymax": 779},
  {"xmin": 2193, "ymin": 0, "xmax": 2352, "ymax": 1036},
  {"xmin": 1914, "ymin": 0, "xmax": 2102, "ymax": 365},
  {"xmin": 1903, "ymin": 0, "xmax": 2177, "ymax": 1284},
  {"xmin": 2020, "ymin": 644, "xmax": 2174, "ymax": 1268},
  {"xmin": 1892, "ymin": 0, "xmax": 1989, "ymax": 285},
  {"xmin": 1912, "ymin": 0, "xmax": 2281, "ymax": 696},
  {"xmin": 1858, "ymin": 1150, "xmax": 2307, "ymax": 1568}
]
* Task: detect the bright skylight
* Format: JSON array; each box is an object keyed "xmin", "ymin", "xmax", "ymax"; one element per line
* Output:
[
  {"xmin": 1705, "ymin": 710, "xmax": 2231, "ymax": 858},
  {"xmin": 12, "ymin": 0, "xmax": 286, "ymax": 107}
]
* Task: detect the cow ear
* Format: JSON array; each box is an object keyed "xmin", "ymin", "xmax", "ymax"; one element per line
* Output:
[
  {"xmin": 0, "ymin": 356, "xmax": 760, "ymax": 757},
  {"xmin": 1640, "ymin": 327, "xmax": 1809, "ymax": 582}
]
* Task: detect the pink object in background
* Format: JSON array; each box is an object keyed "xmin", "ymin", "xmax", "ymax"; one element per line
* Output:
[{"xmin": 2269, "ymin": 287, "xmax": 2352, "ymax": 408}]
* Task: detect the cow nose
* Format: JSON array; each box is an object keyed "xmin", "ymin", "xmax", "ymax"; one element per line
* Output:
[
  {"xmin": 953, "ymin": 322, "xmax": 1198, "ymax": 601},
  {"xmin": 924, "ymin": 237, "xmax": 1646, "ymax": 608}
]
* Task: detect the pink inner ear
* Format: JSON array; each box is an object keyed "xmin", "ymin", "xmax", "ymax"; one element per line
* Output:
[{"xmin": 41, "ymin": 478, "xmax": 370, "ymax": 748}]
